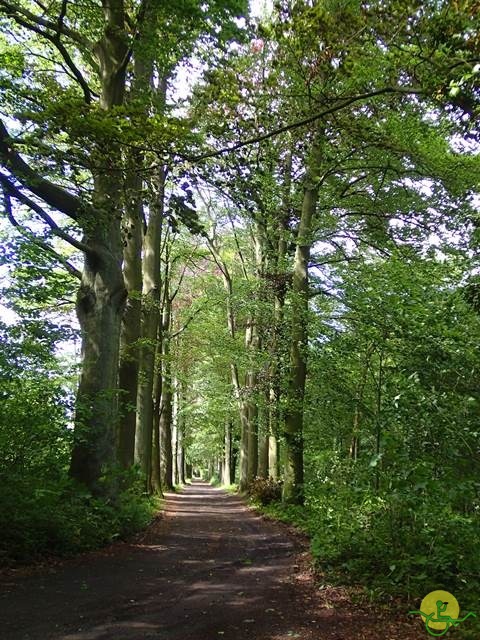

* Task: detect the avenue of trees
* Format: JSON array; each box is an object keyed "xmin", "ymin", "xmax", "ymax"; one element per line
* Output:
[{"xmin": 0, "ymin": 0, "xmax": 478, "ymax": 618}]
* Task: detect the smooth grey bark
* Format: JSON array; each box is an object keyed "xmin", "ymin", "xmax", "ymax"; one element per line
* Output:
[
  {"xmin": 268, "ymin": 434, "xmax": 279, "ymax": 479},
  {"xmin": 245, "ymin": 331, "xmax": 259, "ymax": 483},
  {"xmin": 117, "ymin": 154, "xmax": 143, "ymax": 469},
  {"xmin": 151, "ymin": 324, "xmax": 163, "ymax": 495},
  {"xmin": 70, "ymin": 1, "xmax": 130, "ymax": 492},
  {"xmin": 282, "ymin": 138, "xmax": 322, "ymax": 505},
  {"xmin": 267, "ymin": 146, "xmax": 292, "ymax": 483},
  {"xmin": 159, "ymin": 294, "xmax": 174, "ymax": 491},
  {"xmin": 257, "ymin": 397, "xmax": 269, "ymax": 478},
  {"xmin": 176, "ymin": 381, "xmax": 186, "ymax": 485},
  {"xmin": 117, "ymin": 43, "xmax": 155, "ymax": 469},
  {"xmin": 179, "ymin": 442, "xmax": 186, "ymax": 485},
  {"xmin": 257, "ymin": 436, "xmax": 269, "ymax": 478},
  {"xmin": 134, "ymin": 163, "xmax": 166, "ymax": 488},
  {"xmin": 172, "ymin": 375, "xmax": 179, "ymax": 485},
  {"xmin": 176, "ymin": 423, "xmax": 185, "ymax": 486},
  {"xmin": 245, "ymin": 223, "xmax": 266, "ymax": 482},
  {"xmin": 223, "ymin": 421, "xmax": 232, "ymax": 485}
]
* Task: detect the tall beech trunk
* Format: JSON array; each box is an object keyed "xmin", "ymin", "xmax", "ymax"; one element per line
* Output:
[
  {"xmin": 172, "ymin": 375, "xmax": 179, "ymax": 485},
  {"xmin": 117, "ymin": 43, "xmax": 155, "ymax": 469},
  {"xmin": 160, "ymin": 295, "xmax": 174, "ymax": 491},
  {"xmin": 268, "ymin": 434, "xmax": 279, "ymax": 479},
  {"xmin": 223, "ymin": 421, "xmax": 232, "ymax": 485},
  {"xmin": 134, "ymin": 164, "xmax": 166, "ymax": 488},
  {"xmin": 151, "ymin": 325, "xmax": 163, "ymax": 494},
  {"xmin": 257, "ymin": 396, "xmax": 269, "ymax": 478},
  {"xmin": 117, "ymin": 155, "xmax": 143, "ymax": 469},
  {"xmin": 71, "ymin": 234, "xmax": 126, "ymax": 490},
  {"xmin": 282, "ymin": 139, "xmax": 322, "ymax": 505},
  {"xmin": 176, "ymin": 419, "xmax": 185, "ymax": 486},
  {"xmin": 257, "ymin": 436, "xmax": 269, "ymax": 478},
  {"xmin": 267, "ymin": 146, "xmax": 292, "ymax": 484},
  {"xmin": 245, "ymin": 323, "xmax": 259, "ymax": 483},
  {"xmin": 231, "ymin": 434, "xmax": 239, "ymax": 483},
  {"xmin": 69, "ymin": 1, "xmax": 129, "ymax": 492},
  {"xmin": 237, "ymin": 374, "xmax": 250, "ymax": 491},
  {"xmin": 176, "ymin": 381, "xmax": 186, "ymax": 485},
  {"xmin": 245, "ymin": 226, "xmax": 264, "ymax": 483}
]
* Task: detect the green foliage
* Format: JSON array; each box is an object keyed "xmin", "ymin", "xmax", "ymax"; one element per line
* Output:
[
  {"xmin": 0, "ymin": 472, "xmax": 157, "ymax": 565},
  {"xmin": 0, "ymin": 320, "xmax": 156, "ymax": 565},
  {"xmin": 293, "ymin": 252, "xmax": 480, "ymax": 613}
]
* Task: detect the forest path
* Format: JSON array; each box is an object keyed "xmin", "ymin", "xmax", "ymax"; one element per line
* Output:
[{"xmin": 0, "ymin": 482, "xmax": 420, "ymax": 640}]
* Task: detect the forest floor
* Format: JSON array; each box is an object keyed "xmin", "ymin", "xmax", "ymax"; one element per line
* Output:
[{"xmin": 0, "ymin": 481, "xmax": 425, "ymax": 640}]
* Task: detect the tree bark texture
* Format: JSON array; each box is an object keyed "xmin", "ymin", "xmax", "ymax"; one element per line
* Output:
[
  {"xmin": 282, "ymin": 138, "xmax": 322, "ymax": 504},
  {"xmin": 70, "ymin": 0, "xmax": 129, "ymax": 492}
]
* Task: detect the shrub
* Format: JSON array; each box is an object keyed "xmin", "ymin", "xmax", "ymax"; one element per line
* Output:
[
  {"xmin": 0, "ymin": 471, "xmax": 157, "ymax": 566},
  {"xmin": 248, "ymin": 477, "xmax": 283, "ymax": 505}
]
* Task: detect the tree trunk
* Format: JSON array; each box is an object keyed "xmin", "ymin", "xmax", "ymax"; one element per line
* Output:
[
  {"xmin": 134, "ymin": 164, "xmax": 166, "ymax": 489},
  {"xmin": 71, "ymin": 241, "xmax": 126, "ymax": 491},
  {"xmin": 223, "ymin": 421, "xmax": 232, "ymax": 485},
  {"xmin": 237, "ymin": 377, "xmax": 250, "ymax": 491},
  {"xmin": 160, "ymin": 296, "xmax": 174, "ymax": 491},
  {"xmin": 172, "ymin": 375, "xmax": 179, "ymax": 485},
  {"xmin": 117, "ymin": 156, "xmax": 143, "ymax": 469},
  {"xmin": 246, "ymin": 223, "xmax": 266, "ymax": 482},
  {"xmin": 177, "ymin": 382, "xmax": 186, "ymax": 485},
  {"xmin": 267, "ymin": 145, "xmax": 292, "ymax": 485},
  {"xmin": 69, "ymin": 1, "xmax": 129, "ymax": 493},
  {"xmin": 151, "ymin": 326, "xmax": 163, "ymax": 495},
  {"xmin": 268, "ymin": 434, "xmax": 279, "ymax": 479},
  {"xmin": 177, "ymin": 425, "xmax": 185, "ymax": 486},
  {"xmin": 231, "ymin": 434, "xmax": 238, "ymax": 483},
  {"xmin": 282, "ymin": 139, "xmax": 322, "ymax": 505},
  {"xmin": 257, "ymin": 398, "xmax": 269, "ymax": 478},
  {"xmin": 117, "ymin": 40, "xmax": 155, "ymax": 470},
  {"xmin": 245, "ymin": 323, "xmax": 258, "ymax": 483}
]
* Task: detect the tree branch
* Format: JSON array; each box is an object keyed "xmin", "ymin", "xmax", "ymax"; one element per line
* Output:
[
  {"xmin": 0, "ymin": 119, "xmax": 87, "ymax": 220},
  {"xmin": 183, "ymin": 86, "xmax": 423, "ymax": 162},
  {"xmin": 0, "ymin": 173, "xmax": 92, "ymax": 254},
  {"xmin": 0, "ymin": 6, "xmax": 94, "ymax": 103},
  {"xmin": 169, "ymin": 246, "xmax": 199, "ymax": 303},
  {"xmin": 0, "ymin": 0, "xmax": 93, "ymax": 48},
  {"xmin": 1, "ymin": 185, "xmax": 82, "ymax": 279},
  {"xmin": 170, "ymin": 304, "xmax": 206, "ymax": 339}
]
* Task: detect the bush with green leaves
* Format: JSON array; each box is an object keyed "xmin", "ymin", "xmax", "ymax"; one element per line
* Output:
[{"xmin": 0, "ymin": 320, "xmax": 156, "ymax": 565}]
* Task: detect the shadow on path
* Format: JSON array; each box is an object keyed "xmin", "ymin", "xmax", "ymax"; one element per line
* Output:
[{"xmin": 0, "ymin": 481, "xmax": 421, "ymax": 640}]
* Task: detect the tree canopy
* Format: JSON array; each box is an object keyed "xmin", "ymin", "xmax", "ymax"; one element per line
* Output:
[{"xmin": 0, "ymin": 0, "xmax": 479, "ymax": 629}]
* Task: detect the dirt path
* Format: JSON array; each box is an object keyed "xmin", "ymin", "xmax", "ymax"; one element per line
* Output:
[{"xmin": 0, "ymin": 482, "xmax": 421, "ymax": 639}]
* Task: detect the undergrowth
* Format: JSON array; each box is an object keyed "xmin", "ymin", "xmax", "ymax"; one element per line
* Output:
[
  {"xmin": 259, "ymin": 485, "xmax": 480, "ymax": 638},
  {"xmin": 0, "ymin": 470, "xmax": 158, "ymax": 566}
]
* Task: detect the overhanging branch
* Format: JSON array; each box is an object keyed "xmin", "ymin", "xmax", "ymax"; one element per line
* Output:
[
  {"xmin": 1, "ymin": 185, "xmax": 82, "ymax": 280},
  {"xmin": 182, "ymin": 86, "xmax": 423, "ymax": 163},
  {"xmin": 0, "ymin": 6, "xmax": 94, "ymax": 103},
  {"xmin": 0, "ymin": 119, "xmax": 88, "ymax": 220},
  {"xmin": 0, "ymin": 0, "xmax": 93, "ymax": 49},
  {"xmin": 0, "ymin": 173, "xmax": 91, "ymax": 255}
]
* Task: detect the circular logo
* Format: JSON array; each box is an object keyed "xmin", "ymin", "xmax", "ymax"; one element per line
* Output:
[{"xmin": 420, "ymin": 590, "xmax": 460, "ymax": 632}]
